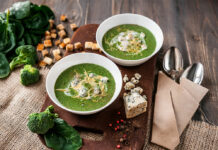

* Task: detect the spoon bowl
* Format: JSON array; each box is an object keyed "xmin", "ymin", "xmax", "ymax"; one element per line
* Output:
[
  {"xmin": 163, "ymin": 47, "xmax": 184, "ymax": 79},
  {"xmin": 180, "ymin": 62, "xmax": 204, "ymax": 85}
]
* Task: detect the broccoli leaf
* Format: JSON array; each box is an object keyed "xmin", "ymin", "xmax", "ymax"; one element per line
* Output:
[
  {"xmin": 44, "ymin": 118, "xmax": 82, "ymax": 150},
  {"xmin": 9, "ymin": 1, "xmax": 31, "ymax": 19},
  {"xmin": 0, "ymin": 53, "xmax": 10, "ymax": 78}
]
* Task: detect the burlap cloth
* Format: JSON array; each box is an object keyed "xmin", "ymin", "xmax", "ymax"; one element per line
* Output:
[{"xmin": 0, "ymin": 69, "xmax": 217, "ymax": 150}]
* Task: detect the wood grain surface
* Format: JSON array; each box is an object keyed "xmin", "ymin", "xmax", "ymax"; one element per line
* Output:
[{"xmin": 0, "ymin": 0, "xmax": 217, "ymax": 124}]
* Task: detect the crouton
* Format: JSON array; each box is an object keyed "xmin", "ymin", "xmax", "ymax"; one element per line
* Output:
[
  {"xmin": 60, "ymin": 15, "xmax": 67, "ymax": 22},
  {"xmin": 70, "ymin": 23, "xmax": 77, "ymax": 30},
  {"xmin": 41, "ymin": 50, "xmax": 49, "ymax": 57},
  {"xmin": 50, "ymin": 29, "xmax": 56, "ymax": 33},
  {"xmin": 85, "ymin": 42, "xmax": 93, "ymax": 49},
  {"xmin": 57, "ymin": 24, "xmax": 65, "ymax": 30},
  {"xmin": 59, "ymin": 42, "xmax": 66, "ymax": 49},
  {"xmin": 45, "ymin": 30, "xmax": 50, "ymax": 36},
  {"xmin": 49, "ymin": 19, "xmax": 54, "ymax": 29},
  {"xmin": 45, "ymin": 35, "xmax": 51, "ymax": 40},
  {"xmin": 58, "ymin": 30, "xmax": 66, "ymax": 38},
  {"xmin": 55, "ymin": 40, "xmax": 61, "ymax": 46},
  {"xmin": 74, "ymin": 42, "xmax": 82, "ymax": 49},
  {"xmin": 39, "ymin": 61, "xmax": 46, "ymax": 67},
  {"xmin": 92, "ymin": 43, "xmax": 100, "ymax": 50},
  {"xmin": 66, "ymin": 44, "xmax": 73, "ymax": 51},
  {"xmin": 63, "ymin": 38, "xmax": 71, "ymax": 44},
  {"xmin": 54, "ymin": 54, "xmax": 62, "ymax": 61},
  {"xmin": 43, "ymin": 57, "xmax": 53, "ymax": 65},
  {"xmin": 52, "ymin": 49, "xmax": 61, "ymax": 56},
  {"xmin": 44, "ymin": 40, "xmax": 52, "ymax": 47},
  {"xmin": 37, "ymin": 43, "xmax": 44, "ymax": 51},
  {"xmin": 51, "ymin": 33, "xmax": 57, "ymax": 39}
]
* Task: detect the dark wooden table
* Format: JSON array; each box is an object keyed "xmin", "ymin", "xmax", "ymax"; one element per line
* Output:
[{"xmin": 1, "ymin": 0, "xmax": 217, "ymax": 126}]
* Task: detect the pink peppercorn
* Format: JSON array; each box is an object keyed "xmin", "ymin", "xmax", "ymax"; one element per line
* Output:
[
  {"xmin": 116, "ymin": 144, "xmax": 121, "ymax": 149},
  {"xmin": 117, "ymin": 120, "xmax": 120, "ymax": 124},
  {"xmin": 109, "ymin": 123, "xmax": 112, "ymax": 127}
]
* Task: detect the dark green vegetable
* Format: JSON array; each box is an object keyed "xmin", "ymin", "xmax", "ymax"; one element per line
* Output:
[
  {"xmin": 0, "ymin": 53, "xmax": 10, "ymax": 78},
  {"xmin": 0, "ymin": 1, "xmax": 55, "ymax": 77},
  {"xmin": 9, "ymin": 1, "xmax": 31, "ymax": 19},
  {"xmin": 44, "ymin": 118, "xmax": 82, "ymax": 150},
  {"xmin": 9, "ymin": 45, "xmax": 37, "ymax": 70},
  {"xmin": 20, "ymin": 65, "xmax": 40, "ymax": 86},
  {"xmin": 27, "ymin": 105, "xmax": 58, "ymax": 134},
  {"xmin": 0, "ymin": 11, "xmax": 16, "ymax": 54}
]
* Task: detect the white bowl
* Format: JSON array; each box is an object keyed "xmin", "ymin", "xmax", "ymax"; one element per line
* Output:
[
  {"xmin": 46, "ymin": 53, "xmax": 122, "ymax": 115},
  {"xmin": 96, "ymin": 13, "xmax": 164, "ymax": 66}
]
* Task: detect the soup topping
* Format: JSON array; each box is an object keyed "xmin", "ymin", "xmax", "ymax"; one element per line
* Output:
[
  {"xmin": 110, "ymin": 30, "xmax": 147, "ymax": 54},
  {"xmin": 56, "ymin": 70, "xmax": 109, "ymax": 100}
]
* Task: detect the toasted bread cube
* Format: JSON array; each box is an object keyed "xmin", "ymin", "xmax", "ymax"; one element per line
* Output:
[
  {"xmin": 58, "ymin": 30, "xmax": 66, "ymax": 38},
  {"xmin": 51, "ymin": 33, "xmax": 57, "ymax": 39},
  {"xmin": 44, "ymin": 40, "xmax": 52, "ymax": 47},
  {"xmin": 92, "ymin": 43, "xmax": 100, "ymax": 50},
  {"xmin": 63, "ymin": 38, "xmax": 71, "ymax": 44},
  {"xmin": 52, "ymin": 49, "xmax": 61, "ymax": 56},
  {"xmin": 39, "ymin": 60, "xmax": 46, "ymax": 67},
  {"xmin": 45, "ymin": 35, "xmax": 51, "ymax": 40},
  {"xmin": 43, "ymin": 57, "xmax": 53, "ymax": 65},
  {"xmin": 60, "ymin": 15, "xmax": 67, "ymax": 22},
  {"xmin": 74, "ymin": 42, "xmax": 82, "ymax": 49},
  {"xmin": 57, "ymin": 24, "xmax": 65, "ymax": 30},
  {"xmin": 85, "ymin": 42, "xmax": 93, "ymax": 49},
  {"xmin": 50, "ymin": 29, "xmax": 56, "ymax": 33},
  {"xmin": 59, "ymin": 42, "xmax": 66, "ymax": 49},
  {"xmin": 54, "ymin": 54, "xmax": 62, "ymax": 61},
  {"xmin": 55, "ymin": 40, "xmax": 61, "ymax": 46},
  {"xmin": 49, "ymin": 19, "xmax": 54, "ymax": 29},
  {"xmin": 37, "ymin": 43, "xmax": 44, "ymax": 51},
  {"xmin": 70, "ymin": 23, "xmax": 77, "ymax": 30},
  {"xmin": 66, "ymin": 44, "xmax": 74, "ymax": 51},
  {"xmin": 41, "ymin": 50, "xmax": 49, "ymax": 57},
  {"xmin": 45, "ymin": 30, "xmax": 50, "ymax": 36}
]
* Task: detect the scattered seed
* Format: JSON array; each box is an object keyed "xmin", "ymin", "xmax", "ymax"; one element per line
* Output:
[
  {"xmin": 109, "ymin": 123, "xmax": 112, "ymax": 127},
  {"xmin": 116, "ymin": 120, "xmax": 120, "ymax": 124},
  {"xmin": 117, "ymin": 111, "xmax": 121, "ymax": 115}
]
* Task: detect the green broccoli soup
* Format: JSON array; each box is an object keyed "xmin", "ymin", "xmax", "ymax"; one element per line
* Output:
[
  {"xmin": 102, "ymin": 24, "xmax": 156, "ymax": 60},
  {"xmin": 55, "ymin": 63, "xmax": 116, "ymax": 111}
]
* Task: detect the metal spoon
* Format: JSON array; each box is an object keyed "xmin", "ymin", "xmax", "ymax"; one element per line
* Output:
[
  {"xmin": 180, "ymin": 62, "xmax": 204, "ymax": 85},
  {"xmin": 163, "ymin": 47, "xmax": 184, "ymax": 80}
]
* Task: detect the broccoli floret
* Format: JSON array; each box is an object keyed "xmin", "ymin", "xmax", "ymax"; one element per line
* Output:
[
  {"xmin": 27, "ymin": 105, "xmax": 58, "ymax": 134},
  {"xmin": 20, "ymin": 64, "xmax": 40, "ymax": 86},
  {"xmin": 9, "ymin": 45, "xmax": 37, "ymax": 70}
]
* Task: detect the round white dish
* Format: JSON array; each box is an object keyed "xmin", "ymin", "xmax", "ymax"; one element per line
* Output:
[
  {"xmin": 96, "ymin": 13, "xmax": 164, "ymax": 66},
  {"xmin": 46, "ymin": 53, "xmax": 122, "ymax": 115}
]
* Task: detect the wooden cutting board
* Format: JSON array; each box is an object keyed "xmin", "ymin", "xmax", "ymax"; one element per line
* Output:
[{"xmin": 40, "ymin": 24, "xmax": 156, "ymax": 150}]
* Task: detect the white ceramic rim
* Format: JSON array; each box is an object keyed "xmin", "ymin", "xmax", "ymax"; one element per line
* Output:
[
  {"xmin": 46, "ymin": 53, "xmax": 122, "ymax": 115},
  {"xmin": 96, "ymin": 13, "xmax": 164, "ymax": 62}
]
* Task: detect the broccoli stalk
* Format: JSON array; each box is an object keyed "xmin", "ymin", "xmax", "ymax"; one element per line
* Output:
[
  {"xmin": 27, "ymin": 105, "xmax": 58, "ymax": 134},
  {"xmin": 20, "ymin": 64, "xmax": 40, "ymax": 86}
]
